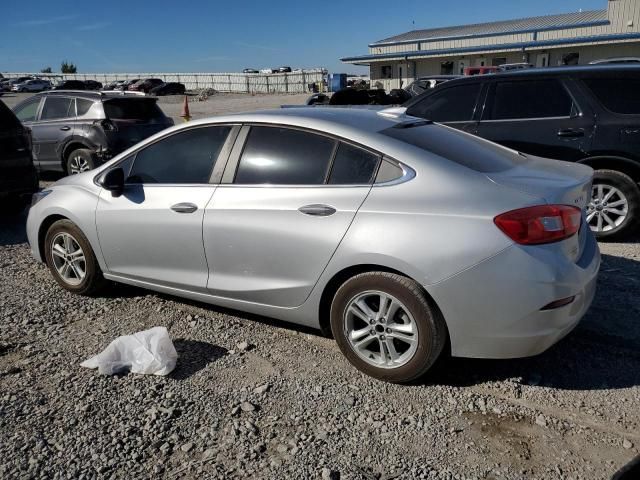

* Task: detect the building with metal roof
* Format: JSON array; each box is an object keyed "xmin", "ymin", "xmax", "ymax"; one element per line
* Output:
[{"xmin": 341, "ymin": 0, "xmax": 640, "ymax": 90}]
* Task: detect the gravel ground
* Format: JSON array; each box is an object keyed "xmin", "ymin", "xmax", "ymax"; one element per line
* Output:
[{"xmin": 1, "ymin": 91, "xmax": 639, "ymax": 479}]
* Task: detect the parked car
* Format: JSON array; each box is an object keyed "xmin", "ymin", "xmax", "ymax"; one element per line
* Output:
[
  {"xmin": 589, "ymin": 57, "xmax": 640, "ymax": 65},
  {"xmin": 149, "ymin": 82, "xmax": 186, "ymax": 96},
  {"xmin": 278, "ymin": 66, "xmax": 292, "ymax": 73},
  {"xmin": 259, "ymin": 68, "xmax": 276, "ymax": 74},
  {"xmin": 464, "ymin": 66, "xmax": 499, "ymax": 76},
  {"xmin": 53, "ymin": 80, "xmax": 86, "ymax": 90},
  {"xmin": 0, "ymin": 100, "xmax": 38, "ymax": 213},
  {"xmin": 118, "ymin": 79, "xmax": 140, "ymax": 91},
  {"xmin": 11, "ymin": 79, "xmax": 51, "ymax": 92},
  {"xmin": 498, "ymin": 63, "xmax": 534, "ymax": 71},
  {"xmin": 12, "ymin": 91, "xmax": 173, "ymax": 174},
  {"xmin": 242, "ymin": 69, "xmax": 259, "ymax": 74},
  {"xmin": 84, "ymin": 80, "xmax": 103, "ymax": 90},
  {"xmin": 1, "ymin": 77, "xmax": 35, "ymax": 91},
  {"xmin": 128, "ymin": 78, "xmax": 164, "ymax": 93},
  {"xmin": 404, "ymin": 75, "xmax": 461, "ymax": 96},
  {"xmin": 403, "ymin": 64, "xmax": 640, "ymax": 239},
  {"xmin": 26, "ymin": 108, "xmax": 599, "ymax": 383}
]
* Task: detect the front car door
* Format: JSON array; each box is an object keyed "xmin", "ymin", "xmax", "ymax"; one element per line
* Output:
[
  {"xmin": 33, "ymin": 95, "xmax": 76, "ymax": 171},
  {"xmin": 405, "ymin": 81, "xmax": 484, "ymax": 134},
  {"xmin": 203, "ymin": 125, "xmax": 379, "ymax": 308},
  {"xmin": 475, "ymin": 77, "xmax": 594, "ymax": 161},
  {"xmin": 96, "ymin": 124, "xmax": 236, "ymax": 289}
]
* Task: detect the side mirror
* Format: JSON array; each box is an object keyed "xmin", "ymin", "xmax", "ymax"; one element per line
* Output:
[{"xmin": 99, "ymin": 168, "xmax": 125, "ymax": 197}]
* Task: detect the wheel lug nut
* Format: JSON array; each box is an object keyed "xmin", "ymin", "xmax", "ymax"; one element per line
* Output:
[
  {"xmin": 386, "ymin": 328, "xmax": 391, "ymax": 334},
  {"xmin": 379, "ymin": 335, "xmax": 385, "ymax": 340},
  {"xmin": 370, "ymin": 329, "xmax": 375, "ymax": 336}
]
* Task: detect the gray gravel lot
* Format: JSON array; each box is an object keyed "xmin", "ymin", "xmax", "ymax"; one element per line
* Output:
[{"xmin": 1, "ymin": 91, "xmax": 639, "ymax": 479}]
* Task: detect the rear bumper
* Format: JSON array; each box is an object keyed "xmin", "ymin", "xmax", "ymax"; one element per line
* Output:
[{"xmin": 428, "ymin": 228, "xmax": 600, "ymax": 359}]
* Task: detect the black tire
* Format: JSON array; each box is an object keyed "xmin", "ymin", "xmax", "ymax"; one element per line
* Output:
[
  {"xmin": 330, "ymin": 272, "xmax": 447, "ymax": 383},
  {"xmin": 590, "ymin": 169, "xmax": 639, "ymax": 241},
  {"xmin": 44, "ymin": 219, "xmax": 107, "ymax": 296},
  {"xmin": 66, "ymin": 148, "xmax": 96, "ymax": 175}
]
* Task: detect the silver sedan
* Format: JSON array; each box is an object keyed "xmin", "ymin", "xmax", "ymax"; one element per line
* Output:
[{"xmin": 26, "ymin": 108, "xmax": 600, "ymax": 383}]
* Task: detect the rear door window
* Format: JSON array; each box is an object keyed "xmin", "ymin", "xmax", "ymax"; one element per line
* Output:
[
  {"xmin": 40, "ymin": 97, "xmax": 74, "ymax": 120},
  {"xmin": 128, "ymin": 126, "xmax": 231, "ymax": 184},
  {"xmin": 581, "ymin": 77, "xmax": 640, "ymax": 114},
  {"xmin": 76, "ymin": 98, "xmax": 94, "ymax": 116},
  {"xmin": 103, "ymin": 99, "xmax": 165, "ymax": 121},
  {"xmin": 406, "ymin": 83, "xmax": 482, "ymax": 122},
  {"xmin": 328, "ymin": 142, "xmax": 380, "ymax": 185},
  {"xmin": 487, "ymin": 79, "xmax": 573, "ymax": 120},
  {"xmin": 234, "ymin": 126, "xmax": 336, "ymax": 184}
]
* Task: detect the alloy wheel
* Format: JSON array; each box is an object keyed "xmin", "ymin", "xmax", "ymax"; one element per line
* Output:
[
  {"xmin": 343, "ymin": 290, "xmax": 419, "ymax": 369},
  {"xmin": 587, "ymin": 183, "xmax": 629, "ymax": 233},
  {"xmin": 68, "ymin": 155, "xmax": 91, "ymax": 174},
  {"xmin": 50, "ymin": 232, "xmax": 86, "ymax": 286}
]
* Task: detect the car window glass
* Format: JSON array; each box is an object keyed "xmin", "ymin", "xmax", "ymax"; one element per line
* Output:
[
  {"xmin": 328, "ymin": 142, "xmax": 379, "ymax": 185},
  {"xmin": 13, "ymin": 98, "xmax": 40, "ymax": 122},
  {"xmin": 76, "ymin": 98, "xmax": 94, "ymax": 116},
  {"xmin": 128, "ymin": 126, "xmax": 231, "ymax": 184},
  {"xmin": 488, "ymin": 80, "xmax": 572, "ymax": 120},
  {"xmin": 104, "ymin": 99, "xmax": 164, "ymax": 121},
  {"xmin": 582, "ymin": 77, "xmax": 640, "ymax": 115},
  {"xmin": 40, "ymin": 97, "xmax": 74, "ymax": 120},
  {"xmin": 235, "ymin": 126, "xmax": 335, "ymax": 185},
  {"xmin": 407, "ymin": 83, "xmax": 481, "ymax": 122},
  {"xmin": 375, "ymin": 159, "xmax": 404, "ymax": 183}
]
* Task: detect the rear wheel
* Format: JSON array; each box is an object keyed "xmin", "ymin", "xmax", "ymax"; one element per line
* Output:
[
  {"xmin": 66, "ymin": 148, "xmax": 96, "ymax": 175},
  {"xmin": 44, "ymin": 219, "xmax": 107, "ymax": 295},
  {"xmin": 330, "ymin": 272, "xmax": 447, "ymax": 383},
  {"xmin": 588, "ymin": 170, "xmax": 639, "ymax": 240}
]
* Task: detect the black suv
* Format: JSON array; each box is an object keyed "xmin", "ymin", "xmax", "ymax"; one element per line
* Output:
[
  {"xmin": 0, "ymin": 100, "xmax": 38, "ymax": 213},
  {"xmin": 404, "ymin": 65, "xmax": 640, "ymax": 239},
  {"xmin": 12, "ymin": 91, "xmax": 174, "ymax": 174}
]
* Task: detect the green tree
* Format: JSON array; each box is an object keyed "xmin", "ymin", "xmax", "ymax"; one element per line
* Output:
[
  {"xmin": 40, "ymin": 66, "xmax": 52, "ymax": 73},
  {"xmin": 61, "ymin": 61, "xmax": 77, "ymax": 74}
]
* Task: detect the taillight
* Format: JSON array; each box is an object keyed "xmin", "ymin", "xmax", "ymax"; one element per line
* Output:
[{"xmin": 494, "ymin": 205, "xmax": 582, "ymax": 245}]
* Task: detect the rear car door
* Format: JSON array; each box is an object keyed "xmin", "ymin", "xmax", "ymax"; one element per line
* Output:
[
  {"xmin": 32, "ymin": 95, "xmax": 76, "ymax": 171},
  {"xmin": 96, "ymin": 125, "xmax": 235, "ymax": 289},
  {"xmin": 203, "ymin": 125, "xmax": 379, "ymax": 307},
  {"xmin": 475, "ymin": 78, "xmax": 594, "ymax": 161},
  {"xmin": 405, "ymin": 81, "xmax": 483, "ymax": 134}
]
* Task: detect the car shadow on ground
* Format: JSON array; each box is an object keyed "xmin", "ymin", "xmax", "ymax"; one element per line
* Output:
[{"xmin": 169, "ymin": 339, "xmax": 227, "ymax": 380}]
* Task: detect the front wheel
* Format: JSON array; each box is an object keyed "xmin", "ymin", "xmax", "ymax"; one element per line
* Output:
[
  {"xmin": 44, "ymin": 219, "xmax": 107, "ymax": 295},
  {"xmin": 587, "ymin": 169, "xmax": 639, "ymax": 241},
  {"xmin": 330, "ymin": 272, "xmax": 447, "ymax": 383}
]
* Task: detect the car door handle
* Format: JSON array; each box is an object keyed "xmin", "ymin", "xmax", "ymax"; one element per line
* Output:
[
  {"xmin": 298, "ymin": 204, "xmax": 336, "ymax": 216},
  {"xmin": 60, "ymin": 126, "xmax": 71, "ymax": 131},
  {"xmin": 170, "ymin": 202, "xmax": 198, "ymax": 214},
  {"xmin": 557, "ymin": 129, "xmax": 584, "ymax": 138}
]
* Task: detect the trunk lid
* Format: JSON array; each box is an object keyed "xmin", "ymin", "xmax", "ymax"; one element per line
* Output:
[{"xmin": 486, "ymin": 155, "xmax": 593, "ymax": 262}]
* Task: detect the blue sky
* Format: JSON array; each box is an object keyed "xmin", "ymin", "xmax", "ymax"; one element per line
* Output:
[{"xmin": 1, "ymin": 0, "xmax": 605, "ymax": 74}]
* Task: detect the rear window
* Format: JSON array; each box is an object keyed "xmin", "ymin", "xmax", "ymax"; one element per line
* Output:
[
  {"xmin": 582, "ymin": 77, "xmax": 640, "ymax": 114},
  {"xmin": 381, "ymin": 123, "xmax": 527, "ymax": 173},
  {"xmin": 0, "ymin": 100, "xmax": 20, "ymax": 129},
  {"xmin": 103, "ymin": 99, "xmax": 165, "ymax": 121}
]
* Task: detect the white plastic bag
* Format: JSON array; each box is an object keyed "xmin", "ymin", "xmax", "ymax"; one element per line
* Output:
[{"xmin": 81, "ymin": 327, "xmax": 178, "ymax": 376}]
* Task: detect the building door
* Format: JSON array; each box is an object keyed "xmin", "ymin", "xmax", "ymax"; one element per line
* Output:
[{"xmin": 536, "ymin": 53, "xmax": 550, "ymax": 68}]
